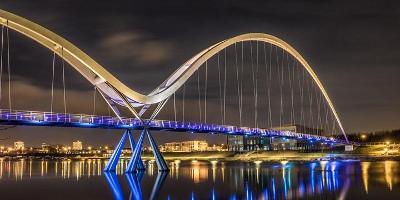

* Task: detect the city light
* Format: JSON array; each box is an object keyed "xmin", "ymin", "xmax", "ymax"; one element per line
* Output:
[
  {"xmin": 361, "ymin": 135, "xmax": 367, "ymax": 139},
  {"xmin": 254, "ymin": 160, "xmax": 262, "ymax": 165},
  {"xmin": 280, "ymin": 160, "xmax": 289, "ymax": 166}
]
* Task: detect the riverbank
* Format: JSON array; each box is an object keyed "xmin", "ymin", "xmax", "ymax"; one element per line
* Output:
[
  {"xmin": 1, "ymin": 145, "xmax": 398, "ymax": 162},
  {"xmin": 140, "ymin": 145, "xmax": 400, "ymax": 162}
]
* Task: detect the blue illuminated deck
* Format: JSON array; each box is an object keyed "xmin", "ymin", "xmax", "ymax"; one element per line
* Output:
[{"xmin": 0, "ymin": 109, "xmax": 351, "ymax": 145}]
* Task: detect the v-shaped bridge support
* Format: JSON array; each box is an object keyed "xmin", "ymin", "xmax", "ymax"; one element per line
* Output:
[
  {"xmin": 126, "ymin": 128, "xmax": 169, "ymax": 173},
  {"xmin": 102, "ymin": 86, "xmax": 169, "ymax": 173},
  {"xmin": 103, "ymin": 129, "xmax": 145, "ymax": 172}
]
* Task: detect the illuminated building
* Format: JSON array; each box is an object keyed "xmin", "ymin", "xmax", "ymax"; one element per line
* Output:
[
  {"xmin": 14, "ymin": 141, "xmax": 25, "ymax": 151},
  {"xmin": 39, "ymin": 143, "xmax": 60, "ymax": 153},
  {"xmin": 72, "ymin": 140, "xmax": 83, "ymax": 151},
  {"xmin": 228, "ymin": 125, "xmax": 325, "ymax": 151},
  {"xmin": 229, "ymin": 135, "xmax": 272, "ymax": 151},
  {"xmin": 160, "ymin": 140, "xmax": 208, "ymax": 152}
]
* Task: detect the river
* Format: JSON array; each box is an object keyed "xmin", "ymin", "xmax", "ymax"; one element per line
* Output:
[{"xmin": 0, "ymin": 158, "xmax": 398, "ymax": 199}]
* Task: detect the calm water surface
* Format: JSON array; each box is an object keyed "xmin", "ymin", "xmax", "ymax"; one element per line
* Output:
[{"xmin": 0, "ymin": 158, "xmax": 399, "ymax": 199}]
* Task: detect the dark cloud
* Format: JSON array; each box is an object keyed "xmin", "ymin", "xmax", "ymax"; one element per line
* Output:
[{"xmin": 0, "ymin": 0, "xmax": 399, "ymax": 146}]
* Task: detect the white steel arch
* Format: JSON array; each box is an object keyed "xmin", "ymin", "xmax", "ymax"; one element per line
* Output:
[{"xmin": 0, "ymin": 9, "xmax": 347, "ymax": 141}]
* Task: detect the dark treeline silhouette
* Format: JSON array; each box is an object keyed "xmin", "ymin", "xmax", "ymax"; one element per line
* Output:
[{"xmin": 337, "ymin": 129, "xmax": 400, "ymax": 143}]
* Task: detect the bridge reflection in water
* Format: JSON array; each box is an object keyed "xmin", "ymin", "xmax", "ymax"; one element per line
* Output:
[{"xmin": 0, "ymin": 159, "xmax": 399, "ymax": 199}]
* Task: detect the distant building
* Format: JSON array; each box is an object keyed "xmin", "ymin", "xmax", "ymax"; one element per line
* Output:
[
  {"xmin": 228, "ymin": 135, "xmax": 272, "ymax": 151},
  {"xmin": 207, "ymin": 144, "xmax": 226, "ymax": 151},
  {"xmin": 227, "ymin": 125, "xmax": 324, "ymax": 151},
  {"xmin": 40, "ymin": 143, "xmax": 51, "ymax": 153},
  {"xmin": 227, "ymin": 136, "xmax": 245, "ymax": 151},
  {"xmin": 72, "ymin": 140, "xmax": 83, "ymax": 151},
  {"xmin": 160, "ymin": 140, "xmax": 208, "ymax": 152},
  {"xmin": 161, "ymin": 142, "xmax": 180, "ymax": 152},
  {"xmin": 182, "ymin": 140, "xmax": 208, "ymax": 152},
  {"xmin": 14, "ymin": 141, "xmax": 24, "ymax": 150}
]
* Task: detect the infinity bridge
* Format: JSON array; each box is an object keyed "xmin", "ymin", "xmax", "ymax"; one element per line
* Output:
[{"xmin": 0, "ymin": 9, "xmax": 352, "ymax": 175}]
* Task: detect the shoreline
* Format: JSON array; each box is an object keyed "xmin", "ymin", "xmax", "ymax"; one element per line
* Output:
[
  {"xmin": 142, "ymin": 151, "xmax": 400, "ymax": 162},
  {"xmin": 2, "ymin": 150, "xmax": 399, "ymax": 162}
]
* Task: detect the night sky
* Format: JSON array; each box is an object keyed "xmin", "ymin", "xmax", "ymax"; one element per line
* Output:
[{"xmin": 0, "ymin": 0, "xmax": 399, "ymax": 147}]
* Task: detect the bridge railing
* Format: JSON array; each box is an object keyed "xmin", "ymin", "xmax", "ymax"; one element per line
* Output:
[{"xmin": 0, "ymin": 109, "xmax": 352, "ymax": 145}]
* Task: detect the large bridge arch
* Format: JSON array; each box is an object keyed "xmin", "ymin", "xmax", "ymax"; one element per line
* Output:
[{"xmin": 0, "ymin": 9, "xmax": 347, "ymax": 141}]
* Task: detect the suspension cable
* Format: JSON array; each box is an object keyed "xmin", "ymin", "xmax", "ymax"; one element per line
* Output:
[
  {"xmin": 324, "ymin": 99, "xmax": 329, "ymax": 136},
  {"xmin": 306, "ymin": 73, "xmax": 311, "ymax": 129},
  {"xmin": 61, "ymin": 47, "xmax": 67, "ymax": 118},
  {"xmin": 250, "ymin": 41, "xmax": 256, "ymax": 128},
  {"xmin": 287, "ymin": 53, "xmax": 293, "ymax": 125},
  {"xmin": 234, "ymin": 43, "xmax": 241, "ymax": 126},
  {"xmin": 93, "ymin": 86, "xmax": 97, "ymax": 115},
  {"xmin": 223, "ymin": 48, "xmax": 227, "ymax": 125},
  {"xmin": 6, "ymin": 24, "xmax": 11, "ymax": 112},
  {"xmin": 316, "ymin": 86, "xmax": 322, "ymax": 135},
  {"xmin": 280, "ymin": 48, "xmax": 285, "ymax": 129},
  {"xmin": 182, "ymin": 83, "xmax": 186, "ymax": 123},
  {"xmin": 267, "ymin": 43, "xmax": 273, "ymax": 128},
  {"xmin": 332, "ymin": 111, "xmax": 337, "ymax": 136},
  {"xmin": 0, "ymin": 25, "xmax": 3, "ymax": 104},
  {"xmin": 173, "ymin": 92, "xmax": 176, "ymax": 122},
  {"xmin": 291, "ymin": 57, "xmax": 296, "ymax": 126},
  {"xmin": 217, "ymin": 53, "xmax": 223, "ymax": 124},
  {"xmin": 197, "ymin": 70, "xmax": 202, "ymax": 122},
  {"xmin": 255, "ymin": 41, "xmax": 259, "ymax": 128},
  {"xmin": 308, "ymin": 77, "xmax": 314, "ymax": 133},
  {"xmin": 296, "ymin": 60, "xmax": 302, "ymax": 127},
  {"xmin": 263, "ymin": 42, "xmax": 268, "ymax": 128},
  {"xmin": 107, "ymin": 102, "xmax": 111, "ymax": 116},
  {"xmin": 313, "ymin": 84, "xmax": 319, "ymax": 135},
  {"xmin": 300, "ymin": 62, "xmax": 305, "ymax": 127},
  {"xmin": 50, "ymin": 52, "xmax": 55, "ymax": 113},
  {"xmin": 275, "ymin": 46, "xmax": 282, "ymax": 129},
  {"xmin": 204, "ymin": 60, "xmax": 208, "ymax": 124},
  {"xmin": 240, "ymin": 41, "xmax": 244, "ymax": 127}
]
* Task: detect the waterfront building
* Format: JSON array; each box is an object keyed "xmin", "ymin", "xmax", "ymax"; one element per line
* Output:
[
  {"xmin": 228, "ymin": 135, "xmax": 272, "ymax": 151},
  {"xmin": 39, "ymin": 143, "xmax": 61, "ymax": 153},
  {"xmin": 207, "ymin": 144, "xmax": 226, "ymax": 151},
  {"xmin": 14, "ymin": 141, "xmax": 24, "ymax": 151},
  {"xmin": 160, "ymin": 140, "xmax": 209, "ymax": 152},
  {"xmin": 72, "ymin": 140, "xmax": 83, "ymax": 151},
  {"xmin": 41, "ymin": 143, "xmax": 50, "ymax": 153},
  {"xmin": 227, "ymin": 125, "xmax": 324, "ymax": 151}
]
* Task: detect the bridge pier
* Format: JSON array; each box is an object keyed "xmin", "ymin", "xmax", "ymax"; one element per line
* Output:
[
  {"xmin": 128, "ymin": 130, "xmax": 145, "ymax": 171},
  {"xmin": 147, "ymin": 130, "xmax": 169, "ymax": 171},
  {"xmin": 126, "ymin": 128, "xmax": 169, "ymax": 172},
  {"xmin": 104, "ymin": 129, "xmax": 145, "ymax": 172},
  {"xmin": 126, "ymin": 129, "xmax": 146, "ymax": 173},
  {"xmin": 104, "ymin": 130, "xmax": 129, "ymax": 172}
]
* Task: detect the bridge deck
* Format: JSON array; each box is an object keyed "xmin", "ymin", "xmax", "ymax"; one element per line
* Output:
[{"xmin": 0, "ymin": 109, "xmax": 350, "ymax": 145}]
